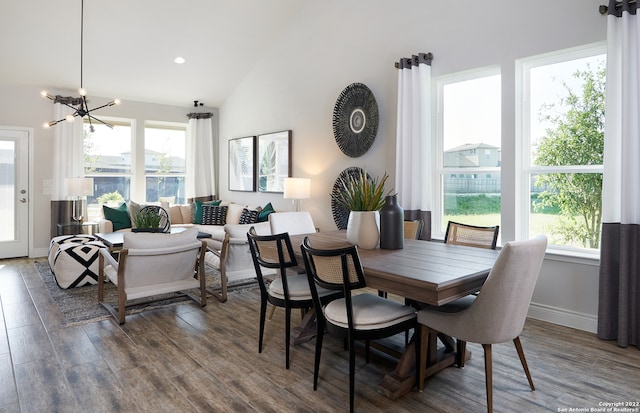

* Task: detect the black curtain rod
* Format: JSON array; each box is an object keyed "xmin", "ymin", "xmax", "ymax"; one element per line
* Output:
[
  {"xmin": 394, "ymin": 52, "xmax": 433, "ymax": 69},
  {"xmin": 600, "ymin": 0, "xmax": 637, "ymax": 15},
  {"xmin": 187, "ymin": 112, "xmax": 213, "ymax": 119}
]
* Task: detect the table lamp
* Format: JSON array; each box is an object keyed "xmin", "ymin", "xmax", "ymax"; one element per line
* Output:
[
  {"xmin": 65, "ymin": 177, "xmax": 94, "ymax": 223},
  {"xmin": 283, "ymin": 177, "xmax": 310, "ymax": 212}
]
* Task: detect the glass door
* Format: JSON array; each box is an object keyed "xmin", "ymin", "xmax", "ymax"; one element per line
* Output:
[{"xmin": 0, "ymin": 128, "xmax": 29, "ymax": 259}]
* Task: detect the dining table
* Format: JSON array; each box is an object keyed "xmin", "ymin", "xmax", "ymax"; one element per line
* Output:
[{"xmin": 288, "ymin": 230, "xmax": 501, "ymax": 399}]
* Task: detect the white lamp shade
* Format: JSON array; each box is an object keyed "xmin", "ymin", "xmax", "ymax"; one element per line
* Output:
[
  {"xmin": 65, "ymin": 177, "xmax": 94, "ymax": 197},
  {"xmin": 283, "ymin": 178, "xmax": 311, "ymax": 199}
]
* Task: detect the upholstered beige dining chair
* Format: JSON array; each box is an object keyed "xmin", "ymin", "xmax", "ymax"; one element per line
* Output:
[
  {"xmin": 301, "ymin": 237, "xmax": 419, "ymax": 413},
  {"xmin": 443, "ymin": 220, "xmax": 500, "ymax": 362},
  {"xmin": 417, "ymin": 235, "xmax": 547, "ymax": 413},
  {"xmin": 247, "ymin": 227, "xmax": 342, "ymax": 369},
  {"xmin": 98, "ymin": 227, "xmax": 207, "ymax": 324}
]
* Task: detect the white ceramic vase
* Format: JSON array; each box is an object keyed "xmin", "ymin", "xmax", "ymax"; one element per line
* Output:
[{"xmin": 346, "ymin": 210, "xmax": 380, "ymax": 249}]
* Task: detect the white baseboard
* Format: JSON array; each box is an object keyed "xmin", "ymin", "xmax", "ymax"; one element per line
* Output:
[
  {"xmin": 30, "ymin": 247, "xmax": 49, "ymax": 258},
  {"xmin": 528, "ymin": 302, "xmax": 597, "ymax": 334}
]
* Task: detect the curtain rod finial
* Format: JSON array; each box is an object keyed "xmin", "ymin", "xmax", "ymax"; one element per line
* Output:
[{"xmin": 599, "ymin": 4, "xmax": 608, "ymax": 15}]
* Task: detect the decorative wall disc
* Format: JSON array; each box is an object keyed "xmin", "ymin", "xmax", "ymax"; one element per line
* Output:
[
  {"xmin": 331, "ymin": 166, "xmax": 370, "ymax": 230},
  {"xmin": 332, "ymin": 83, "xmax": 378, "ymax": 157}
]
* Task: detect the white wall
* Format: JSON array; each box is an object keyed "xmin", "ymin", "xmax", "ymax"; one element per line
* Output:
[
  {"xmin": 0, "ymin": 84, "xmax": 216, "ymax": 257},
  {"xmin": 218, "ymin": 0, "xmax": 606, "ymax": 332}
]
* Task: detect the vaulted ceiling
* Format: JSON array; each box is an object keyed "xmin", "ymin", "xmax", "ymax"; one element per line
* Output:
[{"xmin": 0, "ymin": 0, "xmax": 306, "ymax": 108}]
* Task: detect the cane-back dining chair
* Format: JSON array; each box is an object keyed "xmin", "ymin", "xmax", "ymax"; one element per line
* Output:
[
  {"xmin": 247, "ymin": 227, "xmax": 341, "ymax": 369},
  {"xmin": 403, "ymin": 219, "xmax": 424, "ymax": 240},
  {"xmin": 444, "ymin": 221, "xmax": 499, "ymax": 249},
  {"xmin": 301, "ymin": 237, "xmax": 419, "ymax": 413},
  {"xmin": 379, "ymin": 219, "xmax": 425, "ymax": 299},
  {"xmin": 265, "ymin": 211, "xmax": 317, "ymax": 318},
  {"xmin": 417, "ymin": 235, "xmax": 547, "ymax": 413}
]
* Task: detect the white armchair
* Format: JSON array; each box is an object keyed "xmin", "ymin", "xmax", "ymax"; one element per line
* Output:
[
  {"xmin": 205, "ymin": 223, "xmax": 274, "ymax": 302},
  {"xmin": 98, "ymin": 226, "xmax": 207, "ymax": 324}
]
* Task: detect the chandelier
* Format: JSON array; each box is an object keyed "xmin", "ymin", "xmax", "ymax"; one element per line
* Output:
[{"xmin": 41, "ymin": 0, "xmax": 120, "ymax": 132}]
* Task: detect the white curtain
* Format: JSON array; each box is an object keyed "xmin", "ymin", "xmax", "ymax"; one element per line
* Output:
[
  {"xmin": 395, "ymin": 53, "xmax": 432, "ymax": 239},
  {"xmin": 186, "ymin": 113, "xmax": 216, "ymax": 200},
  {"xmin": 51, "ymin": 101, "xmax": 84, "ymax": 200},
  {"xmin": 598, "ymin": 0, "xmax": 640, "ymax": 348}
]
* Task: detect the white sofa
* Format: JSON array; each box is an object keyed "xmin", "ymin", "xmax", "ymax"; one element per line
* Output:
[{"xmin": 97, "ymin": 200, "xmax": 271, "ymax": 251}]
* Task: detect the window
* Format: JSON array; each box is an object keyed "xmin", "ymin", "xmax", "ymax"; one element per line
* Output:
[
  {"xmin": 83, "ymin": 120, "xmax": 132, "ymax": 220},
  {"xmin": 518, "ymin": 45, "xmax": 605, "ymax": 251},
  {"xmin": 436, "ymin": 68, "xmax": 501, "ymax": 238},
  {"xmin": 144, "ymin": 124, "xmax": 186, "ymax": 204},
  {"xmin": 83, "ymin": 119, "xmax": 188, "ymax": 221}
]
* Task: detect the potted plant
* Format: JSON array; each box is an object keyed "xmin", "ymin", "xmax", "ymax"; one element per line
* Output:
[
  {"xmin": 331, "ymin": 169, "xmax": 391, "ymax": 249},
  {"xmin": 132, "ymin": 207, "xmax": 163, "ymax": 232}
]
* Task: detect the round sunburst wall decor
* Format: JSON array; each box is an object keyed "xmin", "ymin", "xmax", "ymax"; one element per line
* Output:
[
  {"xmin": 331, "ymin": 166, "xmax": 370, "ymax": 230},
  {"xmin": 332, "ymin": 83, "xmax": 379, "ymax": 157}
]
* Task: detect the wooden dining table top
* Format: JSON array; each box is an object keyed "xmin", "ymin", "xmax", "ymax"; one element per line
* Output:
[{"xmin": 289, "ymin": 230, "xmax": 501, "ymax": 306}]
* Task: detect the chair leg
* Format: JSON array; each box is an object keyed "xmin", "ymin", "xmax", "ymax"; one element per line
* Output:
[
  {"xmin": 313, "ymin": 320, "xmax": 324, "ymax": 390},
  {"xmin": 482, "ymin": 344, "xmax": 493, "ymax": 413},
  {"xmin": 405, "ymin": 328, "xmax": 411, "ymax": 346},
  {"xmin": 267, "ymin": 304, "xmax": 276, "ymax": 320},
  {"xmin": 349, "ymin": 335, "xmax": 356, "ymax": 413},
  {"xmin": 285, "ymin": 306, "xmax": 291, "ymax": 369},
  {"xmin": 116, "ymin": 281, "xmax": 126, "ymax": 325},
  {"xmin": 457, "ymin": 339, "xmax": 467, "ymax": 368},
  {"xmin": 513, "ymin": 337, "xmax": 535, "ymax": 391},
  {"xmin": 259, "ymin": 297, "xmax": 267, "ymax": 353},
  {"xmin": 97, "ymin": 255, "xmax": 105, "ymax": 301},
  {"xmin": 117, "ymin": 300, "xmax": 125, "ymax": 324},
  {"xmin": 414, "ymin": 324, "xmax": 421, "ymax": 391},
  {"xmin": 220, "ymin": 271, "xmax": 227, "ymax": 303}
]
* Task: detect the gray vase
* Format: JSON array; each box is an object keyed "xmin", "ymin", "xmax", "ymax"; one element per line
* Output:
[{"xmin": 379, "ymin": 194, "xmax": 404, "ymax": 249}]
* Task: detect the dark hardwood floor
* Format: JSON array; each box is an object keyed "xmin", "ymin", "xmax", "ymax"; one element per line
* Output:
[{"xmin": 1, "ymin": 257, "xmax": 638, "ymax": 412}]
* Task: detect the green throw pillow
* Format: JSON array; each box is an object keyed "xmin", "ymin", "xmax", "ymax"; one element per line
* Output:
[
  {"xmin": 257, "ymin": 202, "xmax": 275, "ymax": 222},
  {"xmin": 103, "ymin": 203, "xmax": 132, "ymax": 231},
  {"xmin": 193, "ymin": 200, "xmax": 221, "ymax": 224}
]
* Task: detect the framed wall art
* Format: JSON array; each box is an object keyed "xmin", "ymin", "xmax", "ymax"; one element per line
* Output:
[
  {"xmin": 257, "ymin": 130, "xmax": 291, "ymax": 193},
  {"xmin": 228, "ymin": 136, "xmax": 256, "ymax": 192}
]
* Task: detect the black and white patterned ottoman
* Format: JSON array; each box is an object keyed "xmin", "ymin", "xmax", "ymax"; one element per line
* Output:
[{"xmin": 48, "ymin": 235, "xmax": 106, "ymax": 289}]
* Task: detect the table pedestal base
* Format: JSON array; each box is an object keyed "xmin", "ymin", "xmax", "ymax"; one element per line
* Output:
[
  {"xmin": 290, "ymin": 308, "xmax": 317, "ymax": 345},
  {"xmin": 378, "ymin": 334, "xmax": 472, "ymax": 399}
]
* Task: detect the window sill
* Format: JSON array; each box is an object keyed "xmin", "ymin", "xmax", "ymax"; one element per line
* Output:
[
  {"xmin": 433, "ymin": 237, "xmax": 600, "ymax": 267},
  {"xmin": 542, "ymin": 247, "xmax": 600, "ymax": 267}
]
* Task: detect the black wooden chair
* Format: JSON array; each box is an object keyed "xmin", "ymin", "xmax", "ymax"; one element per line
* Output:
[
  {"xmin": 301, "ymin": 237, "xmax": 419, "ymax": 413},
  {"xmin": 247, "ymin": 227, "xmax": 341, "ymax": 369}
]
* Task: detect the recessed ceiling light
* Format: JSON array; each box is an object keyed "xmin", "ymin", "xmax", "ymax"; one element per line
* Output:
[{"xmin": 174, "ymin": 56, "xmax": 186, "ymax": 64}]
